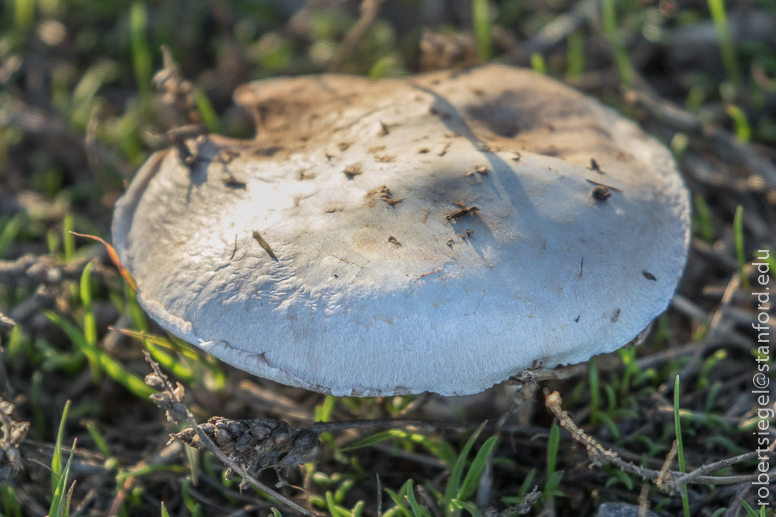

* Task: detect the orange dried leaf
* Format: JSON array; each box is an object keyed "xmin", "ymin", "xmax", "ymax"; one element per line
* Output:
[{"xmin": 70, "ymin": 232, "xmax": 137, "ymax": 292}]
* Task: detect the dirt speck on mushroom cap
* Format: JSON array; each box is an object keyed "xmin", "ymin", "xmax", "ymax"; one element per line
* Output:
[{"xmin": 113, "ymin": 65, "xmax": 690, "ymax": 396}]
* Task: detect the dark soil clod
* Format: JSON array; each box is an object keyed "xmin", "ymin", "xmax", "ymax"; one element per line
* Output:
[{"xmin": 592, "ymin": 185, "xmax": 612, "ymax": 201}]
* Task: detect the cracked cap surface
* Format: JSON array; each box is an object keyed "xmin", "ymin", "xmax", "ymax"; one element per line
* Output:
[{"xmin": 112, "ymin": 64, "xmax": 691, "ymax": 396}]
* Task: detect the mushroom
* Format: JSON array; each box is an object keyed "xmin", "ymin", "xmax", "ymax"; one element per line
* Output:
[{"xmin": 112, "ymin": 65, "xmax": 690, "ymax": 397}]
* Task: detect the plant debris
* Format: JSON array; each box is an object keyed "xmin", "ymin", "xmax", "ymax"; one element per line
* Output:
[
  {"xmin": 0, "ymin": 398, "xmax": 30, "ymax": 483},
  {"xmin": 446, "ymin": 206, "xmax": 480, "ymax": 220},
  {"xmin": 176, "ymin": 417, "xmax": 321, "ymax": 481},
  {"xmin": 343, "ymin": 162, "xmax": 363, "ymax": 178},
  {"xmin": 252, "ymin": 231, "xmax": 279, "ymax": 262}
]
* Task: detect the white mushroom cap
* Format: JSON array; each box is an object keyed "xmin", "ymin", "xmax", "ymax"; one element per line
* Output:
[{"xmin": 113, "ymin": 65, "xmax": 690, "ymax": 396}]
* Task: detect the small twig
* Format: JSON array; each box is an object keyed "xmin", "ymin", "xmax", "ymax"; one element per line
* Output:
[
  {"xmin": 544, "ymin": 390, "xmax": 765, "ymax": 493},
  {"xmin": 376, "ymin": 473, "xmax": 382, "ymax": 517},
  {"xmin": 495, "ymin": 486, "xmax": 541, "ymax": 516},
  {"xmin": 623, "ymin": 87, "xmax": 776, "ymax": 189},
  {"xmin": 678, "ymin": 451, "xmax": 760, "ymax": 485}
]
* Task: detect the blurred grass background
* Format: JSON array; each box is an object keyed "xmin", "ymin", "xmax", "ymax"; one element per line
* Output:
[{"xmin": 1, "ymin": 0, "xmax": 776, "ymax": 516}]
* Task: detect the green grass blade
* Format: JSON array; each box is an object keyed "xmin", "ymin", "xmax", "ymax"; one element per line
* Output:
[
  {"xmin": 161, "ymin": 502, "xmax": 172, "ymax": 517},
  {"xmin": 0, "ymin": 213, "xmax": 24, "ymax": 259},
  {"xmin": 13, "ymin": 0, "xmax": 35, "ymax": 32},
  {"xmin": 451, "ymin": 500, "xmax": 481, "ymax": 517},
  {"xmin": 530, "ymin": 53, "xmax": 546, "ymax": 75},
  {"xmin": 674, "ymin": 376, "xmax": 691, "ymax": 517},
  {"xmin": 115, "ymin": 465, "xmax": 188, "ymax": 483},
  {"xmin": 566, "ymin": 31, "xmax": 584, "ymax": 80},
  {"xmin": 85, "ymin": 422, "xmax": 112, "ymax": 457},
  {"xmin": 543, "ymin": 471, "xmax": 564, "ymax": 497},
  {"xmin": 471, "ymin": 0, "xmax": 492, "ymax": 61},
  {"xmin": 52, "ymin": 400, "xmax": 71, "ymax": 495},
  {"xmin": 194, "ymin": 88, "xmax": 220, "ymax": 133},
  {"xmin": 597, "ymin": 413, "xmax": 620, "ymax": 440},
  {"xmin": 142, "ymin": 336, "xmax": 196, "ymax": 382},
  {"xmin": 80, "ymin": 261, "xmax": 101, "ymax": 381},
  {"xmin": 327, "ymin": 490, "xmax": 353, "ymax": 517},
  {"xmin": 49, "ymin": 439, "xmax": 76, "ymax": 517},
  {"xmin": 114, "ymin": 329, "xmax": 196, "ymax": 382},
  {"xmin": 602, "ymin": 0, "xmax": 634, "ymax": 86},
  {"xmin": 405, "ymin": 480, "xmax": 424, "ymax": 517},
  {"xmin": 2, "ymin": 483, "xmax": 23, "ymax": 517},
  {"xmin": 270, "ymin": 509, "xmax": 282, "ymax": 517},
  {"xmin": 707, "ymin": 0, "xmax": 741, "ymax": 87},
  {"xmin": 64, "ymin": 480, "xmax": 76, "ymax": 517},
  {"xmin": 518, "ymin": 469, "xmax": 536, "ymax": 497},
  {"xmin": 693, "ymin": 194, "xmax": 715, "ymax": 243},
  {"xmin": 457, "ymin": 436, "xmax": 498, "ymax": 500},
  {"xmin": 385, "ymin": 487, "xmax": 412, "ymax": 517},
  {"xmin": 444, "ymin": 422, "xmax": 486, "ymax": 516},
  {"xmin": 725, "ymin": 105, "xmax": 751, "ymax": 142},
  {"xmin": 130, "ymin": 1, "xmax": 153, "ymax": 96},
  {"xmin": 343, "ymin": 430, "xmax": 405, "ymax": 451},
  {"xmin": 63, "ymin": 214, "xmax": 75, "ymax": 261},
  {"xmin": 46, "ymin": 311, "xmax": 155, "ymax": 398},
  {"xmin": 316, "ymin": 395, "xmax": 336, "ymax": 423},
  {"xmin": 740, "ymin": 500, "xmax": 760, "ymax": 517}
]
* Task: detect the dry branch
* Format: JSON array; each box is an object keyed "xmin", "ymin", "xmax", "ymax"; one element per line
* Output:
[{"xmin": 544, "ymin": 390, "xmax": 765, "ymax": 494}]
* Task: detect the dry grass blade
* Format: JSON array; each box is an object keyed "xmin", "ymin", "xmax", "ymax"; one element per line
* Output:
[{"xmin": 69, "ymin": 232, "xmax": 136, "ymax": 291}]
